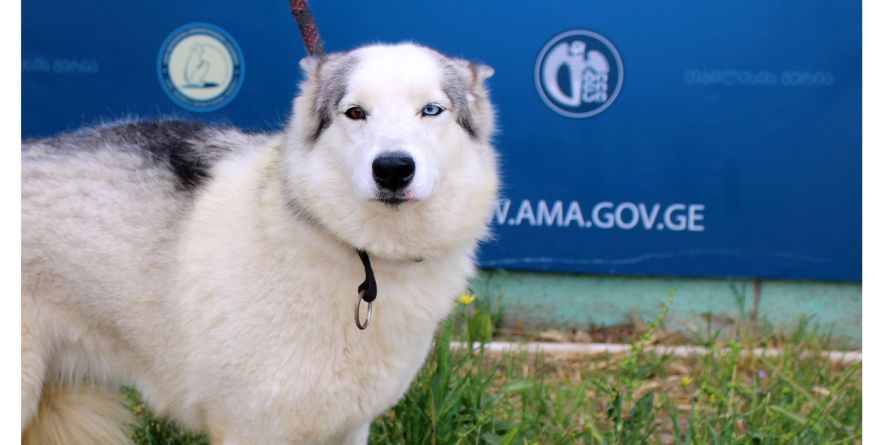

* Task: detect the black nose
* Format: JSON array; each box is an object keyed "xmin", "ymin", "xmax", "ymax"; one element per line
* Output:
[{"xmin": 372, "ymin": 152, "xmax": 415, "ymax": 191}]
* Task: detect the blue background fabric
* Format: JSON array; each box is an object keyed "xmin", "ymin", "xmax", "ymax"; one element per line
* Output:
[{"xmin": 22, "ymin": 1, "xmax": 861, "ymax": 281}]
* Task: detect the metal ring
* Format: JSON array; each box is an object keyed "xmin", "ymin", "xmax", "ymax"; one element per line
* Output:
[{"xmin": 354, "ymin": 291, "xmax": 373, "ymax": 330}]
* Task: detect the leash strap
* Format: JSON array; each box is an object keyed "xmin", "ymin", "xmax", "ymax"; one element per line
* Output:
[
  {"xmin": 355, "ymin": 249, "xmax": 377, "ymax": 330},
  {"xmin": 289, "ymin": 0, "xmax": 326, "ymax": 57},
  {"xmin": 356, "ymin": 249, "xmax": 377, "ymax": 303}
]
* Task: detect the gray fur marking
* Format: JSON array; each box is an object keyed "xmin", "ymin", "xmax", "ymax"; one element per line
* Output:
[
  {"xmin": 25, "ymin": 120, "xmax": 252, "ymax": 192},
  {"xmin": 311, "ymin": 54, "xmax": 358, "ymax": 141},
  {"xmin": 440, "ymin": 62, "xmax": 478, "ymax": 139}
]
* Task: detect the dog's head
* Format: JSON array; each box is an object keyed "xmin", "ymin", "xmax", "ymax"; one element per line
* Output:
[{"xmin": 282, "ymin": 43, "xmax": 499, "ymax": 260}]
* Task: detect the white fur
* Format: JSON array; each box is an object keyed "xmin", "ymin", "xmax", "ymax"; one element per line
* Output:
[{"xmin": 22, "ymin": 43, "xmax": 498, "ymax": 444}]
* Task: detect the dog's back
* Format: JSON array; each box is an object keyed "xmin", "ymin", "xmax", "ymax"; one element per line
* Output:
[
  {"xmin": 21, "ymin": 120, "xmax": 266, "ymax": 443},
  {"xmin": 24, "ymin": 121, "xmax": 202, "ymax": 297},
  {"xmin": 22, "ymin": 121, "xmax": 256, "ymax": 328}
]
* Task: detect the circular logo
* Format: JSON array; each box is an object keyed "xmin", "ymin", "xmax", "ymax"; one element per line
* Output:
[
  {"xmin": 534, "ymin": 29, "xmax": 624, "ymax": 118},
  {"xmin": 158, "ymin": 23, "xmax": 244, "ymax": 112}
]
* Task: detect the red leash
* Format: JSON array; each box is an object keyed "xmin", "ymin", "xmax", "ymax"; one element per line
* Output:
[{"xmin": 289, "ymin": 0, "xmax": 326, "ymax": 57}]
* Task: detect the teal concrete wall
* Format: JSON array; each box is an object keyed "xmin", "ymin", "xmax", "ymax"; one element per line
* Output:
[{"xmin": 470, "ymin": 270, "xmax": 862, "ymax": 348}]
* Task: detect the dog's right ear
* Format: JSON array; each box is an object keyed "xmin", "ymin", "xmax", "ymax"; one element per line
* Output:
[
  {"xmin": 291, "ymin": 53, "xmax": 355, "ymax": 143},
  {"xmin": 290, "ymin": 56, "xmax": 324, "ymax": 145},
  {"xmin": 299, "ymin": 56, "xmax": 321, "ymax": 76}
]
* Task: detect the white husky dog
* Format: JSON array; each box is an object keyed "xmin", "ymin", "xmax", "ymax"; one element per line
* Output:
[{"xmin": 22, "ymin": 43, "xmax": 498, "ymax": 444}]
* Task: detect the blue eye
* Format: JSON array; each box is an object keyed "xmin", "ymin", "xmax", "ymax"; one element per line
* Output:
[{"xmin": 421, "ymin": 103, "xmax": 444, "ymax": 117}]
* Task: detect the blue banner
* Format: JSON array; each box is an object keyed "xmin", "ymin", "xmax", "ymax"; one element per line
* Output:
[{"xmin": 22, "ymin": 1, "xmax": 861, "ymax": 281}]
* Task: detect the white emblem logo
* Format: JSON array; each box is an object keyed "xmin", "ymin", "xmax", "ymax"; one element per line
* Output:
[
  {"xmin": 535, "ymin": 29, "xmax": 624, "ymax": 118},
  {"xmin": 158, "ymin": 23, "xmax": 244, "ymax": 112}
]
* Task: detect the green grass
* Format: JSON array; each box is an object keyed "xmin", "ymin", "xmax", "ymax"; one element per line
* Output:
[
  {"xmin": 124, "ymin": 388, "xmax": 207, "ymax": 445},
  {"xmin": 127, "ymin": 291, "xmax": 862, "ymax": 444}
]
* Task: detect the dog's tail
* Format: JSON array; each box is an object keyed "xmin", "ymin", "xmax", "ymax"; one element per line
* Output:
[{"xmin": 22, "ymin": 384, "xmax": 135, "ymax": 445}]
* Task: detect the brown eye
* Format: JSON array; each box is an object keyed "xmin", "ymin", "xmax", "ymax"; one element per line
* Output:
[{"xmin": 344, "ymin": 106, "xmax": 367, "ymax": 120}]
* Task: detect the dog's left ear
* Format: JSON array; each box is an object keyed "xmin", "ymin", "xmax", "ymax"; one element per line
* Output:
[
  {"xmin": 444, "ymin": 58, "xmax": 496, "ymax": 140},
  {"xmin": 473, "ymin": 63, "xmax": 495, "ymax": 83},
  {"xmin": 450, "ymin": 58, "xmax": 494, "ymax": 88}
]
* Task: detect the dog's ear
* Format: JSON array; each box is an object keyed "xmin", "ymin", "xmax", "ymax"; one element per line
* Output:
[
  {"xmin": 299, "ymin": 56, "xmax": 322, "ymax": 77},
  {"xmin": 473, "ymin": 63, "xmax": 495, "ymax": 83},
  {"xmin": 449, "ymin": 58, "xmax": 494, "ymax": 88},
  {"xmin": 443, "ymin": 58, "xmax": 496, "ymax": 140},
  {"xmin": 299, "ymin": 56, "xmax": 317, "ymax": 73},
  {"xmin": 291, "ymin": 53, "xmax": 356, "ymax": 144}
]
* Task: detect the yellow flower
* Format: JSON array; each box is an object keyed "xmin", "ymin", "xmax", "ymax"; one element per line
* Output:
[
  {"xmin": 457, "ymin": 294, "xmax": 476, "ymax": 305},
  {"xmin": 681, "ymin": 376, "xmax": 692, "ymax": 387}
]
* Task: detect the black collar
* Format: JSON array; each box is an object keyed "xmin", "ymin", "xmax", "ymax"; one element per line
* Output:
[{"xmin": 356, "ymin": 249, "xmax": 377, "ymax": 303}]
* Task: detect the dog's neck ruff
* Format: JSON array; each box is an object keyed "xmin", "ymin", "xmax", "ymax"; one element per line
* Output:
[{"xmin": 281, "ymin": 178, "xmax": 429, "ymax": 330}]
